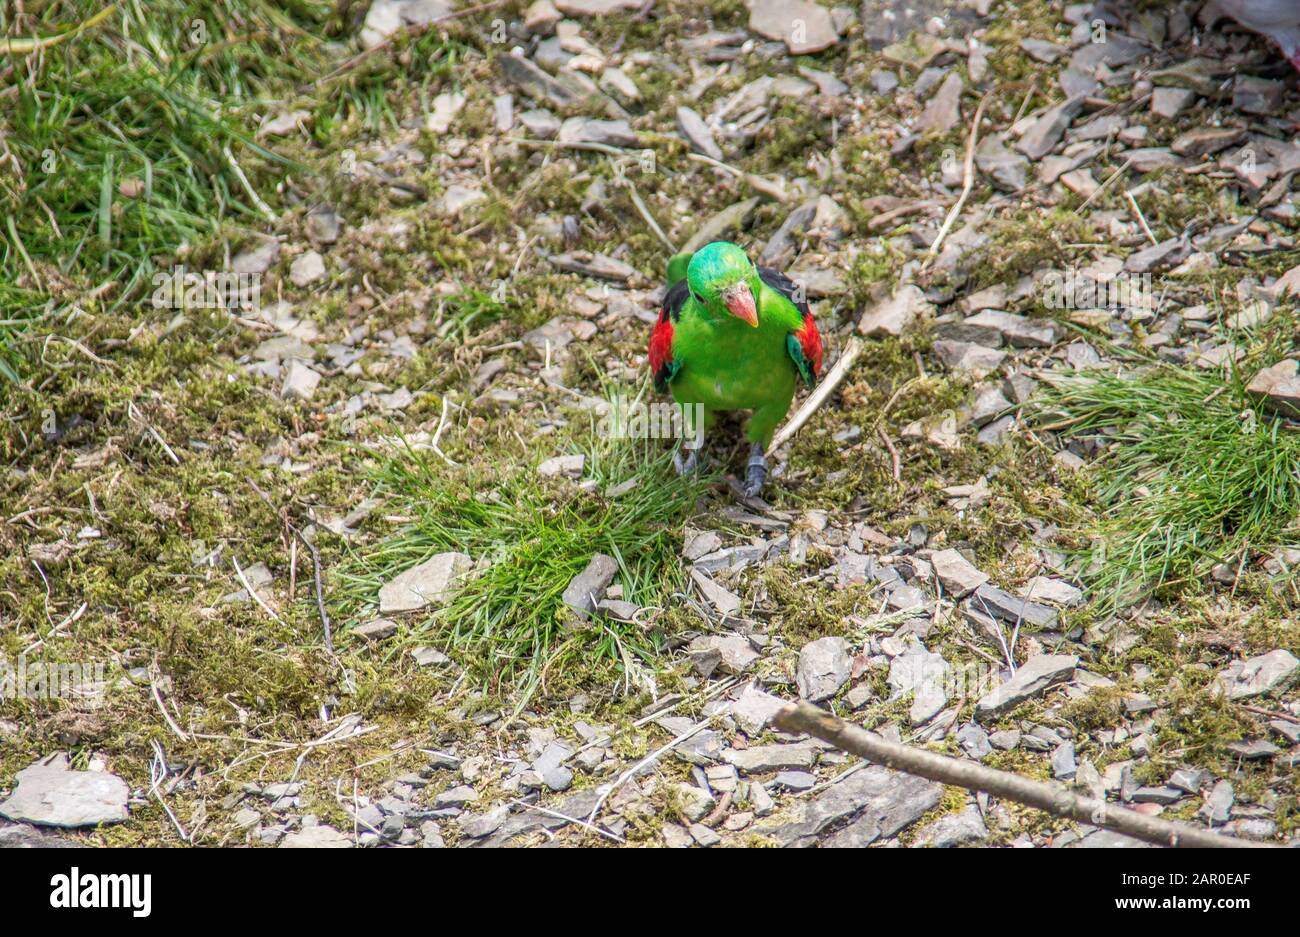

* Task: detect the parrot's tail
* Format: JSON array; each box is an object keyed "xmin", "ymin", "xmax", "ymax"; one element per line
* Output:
[{"xmin": 666, "ymin": 251, "xmax": 693, "ymax": 288}]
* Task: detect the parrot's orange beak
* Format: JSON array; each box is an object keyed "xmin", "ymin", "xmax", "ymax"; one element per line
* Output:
[{"xmin": 722, "ymin": 283, "xmax": 758, "ymax": 328}]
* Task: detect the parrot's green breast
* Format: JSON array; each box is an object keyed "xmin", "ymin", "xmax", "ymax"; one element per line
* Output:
[{"xmin": 667, "ymin": 283, "xmax": 800, "ymax": 444}]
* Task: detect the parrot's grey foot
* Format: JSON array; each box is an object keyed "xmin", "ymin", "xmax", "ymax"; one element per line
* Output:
[
  {"xmin": 743, "ymin": 444, "xmax": 768, "ymax": 498},
  {"xmin": 673, "ymin": 446, "xmax": 701, "ymax": 476}
]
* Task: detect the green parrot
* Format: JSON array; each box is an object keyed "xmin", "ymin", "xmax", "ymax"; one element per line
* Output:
[{"xmin": 648, "ymin": 240, "xmax": 823, "ymax": 497}]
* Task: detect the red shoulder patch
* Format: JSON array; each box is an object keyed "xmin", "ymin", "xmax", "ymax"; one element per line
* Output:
[
  {"xmin": 795, "ymin": 312, "xmax": 823, "ymax": 378},
  {"xmin": 649, "ymin": 312, "xmax": 675, "ymax": 389}
]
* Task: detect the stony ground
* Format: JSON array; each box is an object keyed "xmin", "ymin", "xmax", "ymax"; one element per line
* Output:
[{"xmin": 2, "ymin": 0, "xmax": 1300, "ymax": 848}]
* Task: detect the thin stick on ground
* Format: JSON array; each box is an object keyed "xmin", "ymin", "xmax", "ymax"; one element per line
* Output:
[
  {"xmin": 586, "ymin": 713, "xmax": 718, "ymax": 827},
  {"xmin": 1077, "ymin": 158, "xmax": 1132, "ymax": 213},
  {"xmin": 149, "ymin": 740, "xmax": 191, "ymax": 843},
  {"xmin": 222, "ymin": 144, "xmax": 277, "ymax": 223},
  {"xmin": 245, "ymin": 479, "xmax": 334, "ymax": 652},
  {"xmin": 877, "ymin": 426, "xmax": 901, "ymax": 481},
  {"xmin": 1125, "ymin": 190, "xmax": 1158, "ymax": 245},
  {"xmin": 232, "ymin": 555, "xmax": 287, "ymax": 628},
  {"xmin": 431, "ymin": 394, "xmax": 459, "ymax": 467},
  {"xmin": 775, "ymin": 702, "xmax": 1273, "ymax": 849},
  {"xmin": 767, "ymin": 337, "xmax": 863, "ymax": 457},
  {"xmin": 510, "ymin": 799, "xmax": 626, "ymax": 844},
  {"xmin": 928, "ymin": 92, "xmax": 993, "ymax": 259},
  {"xmin": 295, "ymin": 530, "xmax": 333, "ymax": 652},
  {"xmin": 127, "ymin": 401, "xmax": 180, "ymax": 465},
  {"xmin": 622, "ymin": 174, "xmax": 675, "ymax": 252},
  {"xmin": 150, "ymin": 663, "xmax": 191, "ymax": 743}
]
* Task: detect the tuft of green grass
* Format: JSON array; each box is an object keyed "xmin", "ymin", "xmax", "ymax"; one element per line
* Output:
[
  {"xmin": 1036, "ymin": 361, "xmax": 1300, "ymax": 608},
  {"xmin": 0, "ymin": 284, "xmax": 53, "ymax": 383},
  {"xmin": 336, "ymin": 420, "xmax": 713, "ymax": 713},
  {"xmin": 0, "ymin": 1, "xmax": 471, "ymax": 391}
]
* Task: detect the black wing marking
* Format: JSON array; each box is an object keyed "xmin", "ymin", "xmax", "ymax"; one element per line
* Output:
[
  {"xmin": 757, "ymin": 266, "xmax": 811, "ymax": 318},
  {"xmin": 661, "ymin": 279, "xmax": 690, "ymax": 323}
]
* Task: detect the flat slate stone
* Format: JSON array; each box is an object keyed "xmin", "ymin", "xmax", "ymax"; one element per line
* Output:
[
  {"xmin": 965, "ymin": 310, "xmax": 1060, "ymax": 347},
  {"xmin": 1132, "ymin": 786, "xmax": 1184, "ymax": 805},
  {"xmin": 561, "ymin": 553, "xmax": 619, "ymax": 620},
  {"xmin": 378, "ymin": 552, "xmax": 472, "ymax": 613},
  {"xmin": 730, "ymin": 683, "xmax": 787, "ymax": 736},
  {"xmin": 1019, "ymin": 576, "xmax": 1083, "ymax": 607},
  {"xmin": 759, "ymin": 764, "xmax": 942, "ymax": 847},
  {"xmin": 0, "ymin": 754, "xmax": 129, "ymax": 829},
  {"xmin": 975, "ymin": 654, "xmax": 1078, "ymax": 720},
  {"xmin": 725, "ymin": 742, "xmax": 818, "ymax": 774},
  {"xmin": 797, "ymin": 636, "xmax": 851, "ymax": 702},
  {"xmin": 1073, "ymin": 829, "xmax": 1153, "ymax": 848},
  {"xmin": 1247, "ymin": 360, "xmax": 1300, "ymax": 419},
  {"xmin": 970, "ymin": 584, "xmax": 1059, "ymax": 629},
  {"xmin": 929, "ymin": 548, "xmax": 989, "ymax": 598},
  {"xmin": 914, "ymin": 806, "xmax": 988, "ymax": 847},
  {"xmin": 748, "ymin": 0, "xmax": 839, "ymax": 54},
  {"xmin": 676, "ymin": 106, "xmax": 723, "ymax": 161},
  {"xmin": 1016, "ymin": 96, "xmax": 1087, "ymax": 160},
  {"xmin": 1216, "ymin": 648, "xmax": 1299, "ymax": 700}
]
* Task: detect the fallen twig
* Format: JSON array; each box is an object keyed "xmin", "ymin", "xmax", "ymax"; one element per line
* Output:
[
  {"xmin": 127, "ymin": 401, "xmax": 180, "ymax": 465},
  {"xmin": 295, "ymin": 529, "xmax": 333, "ymax": 652},
  {"xmin": 431, "ymin": 394, "xmax": 459, "ymax": 467},
  {"xmin": 232, "ymin": 555, "xmax": 287, "ymax": 627},
  {"xmin": 149, "ymin": 740, "xmax": 191, "ymax": 843},
  {"xmin": 618, "ymin": 168, "xmax": 675, "ymax": 252},
  {"xmin": 1125, "ymin": 190, "xmax": 1158, "ymax": 245},
  {"xmin": 222, "ymin": 144, "xmax": 277, "ymax": 223},
  {"xmin": 775, "ymin": 701, "xmax": 1273, "ymax": 849},
  {"xmin": 245, "ymin": 479, "xmax": 334, "ymax": 652},
  {"xmin": 767, "ymin": 337, "xmax": 863, "ymax": 457},
  {"xmin": 586, "ymin": 713, "xmax": 718, "ymax": 826},
  {"xmin": 1239, "ymin": 703, "xmax": 1300, "ymax": 725},
  {"xmin": 510, "ymin": 799, "xmax": 625, "ymax": 844},
  {"xmin": 877, "ymin": 426, "xmax": 901, "ymax": 482},
  {"xmin": 150, "ymin": 661, "xmax": 191, "ymax": 743},
  {"xmin": 929, "ymin": 92, "xmax": 992, "ymax": 258},
  {"xmin": 1076, "ymin": 158, "xmax": 1132, "ymax": 213}
]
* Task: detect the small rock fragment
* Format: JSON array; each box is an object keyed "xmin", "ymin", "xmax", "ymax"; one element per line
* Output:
[
  {"xmin": 280, "ymin": 825, "xmax": 353, "ymax": 848},
  {"xmin": 538, "ymin": 454, "xmax": 585, "ymax": 478},
  {"xmin": 797, "ymin": 636, "xmax": 851, "ymax": 702},
  {"xmin": 748, "ymin": 0, "xmax": 839, "ymax": 54},
  {"xmin": 561, "ymin": 553, "xmax": 619, "ymax": 622},
  {"xmin": 975, "ymin": 655, "xmax": 1078, "ymax": 720},
  {"xmin": 857, "ymin": 285, "xmax": 933, "ymax": 337},
  {"xmin": 0, "ymin": 755, "xmax": 129, "ymax": 829},
  {"xmin": 378, "ymin": 552, "xmax": 472, "ymax": 613},
  {"xmin": 280, "ymin": 361, "xmax": 321, "ymax": 401},
  {"xmin": 929, "ymin": 549, "xmax": 988, "ymax": 598},
  {"xmin": 1216, "ymin": 649, "xmax": 1299, "ymax": 700},
  {"xmin": 676, "ymin": 106, "xmax": 723, "ymax": 161},
  {"xmin": 289, "ymin": 250, "xmax": 326, "ymax": 287},
  {"xmin": 1246, "ymin": 360, "xmax": 1300, "ymax": 419}
]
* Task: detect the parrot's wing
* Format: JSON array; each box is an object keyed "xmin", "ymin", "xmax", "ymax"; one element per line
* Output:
[
  {"xmin": 758, "ymin": 267, "xmax": 823, "ymax": 387},
  {"xmin": 757, "ymin": 267, "xmax": 810, "ymax": 318},
  {"xmin": 666, "ymin": 251, "xmax": 693, "ymax": 288},
  {"xmin": 650, "ymin": 280, "xmax": 689, "ymax": 392}
]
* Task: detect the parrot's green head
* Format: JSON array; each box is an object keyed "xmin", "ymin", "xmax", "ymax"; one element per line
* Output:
[{"xmin": 686, "ymin": 241, "xmax": 759, "ymax": 328}]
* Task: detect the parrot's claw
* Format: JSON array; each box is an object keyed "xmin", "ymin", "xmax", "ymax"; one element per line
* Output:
[
  {"xmin": 673, "ymin": 446, "xmax": 701, "ymax": 477},
  {"xmin": 743, "ymin": 445, "xmax": 768, "ymax": 498}
]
